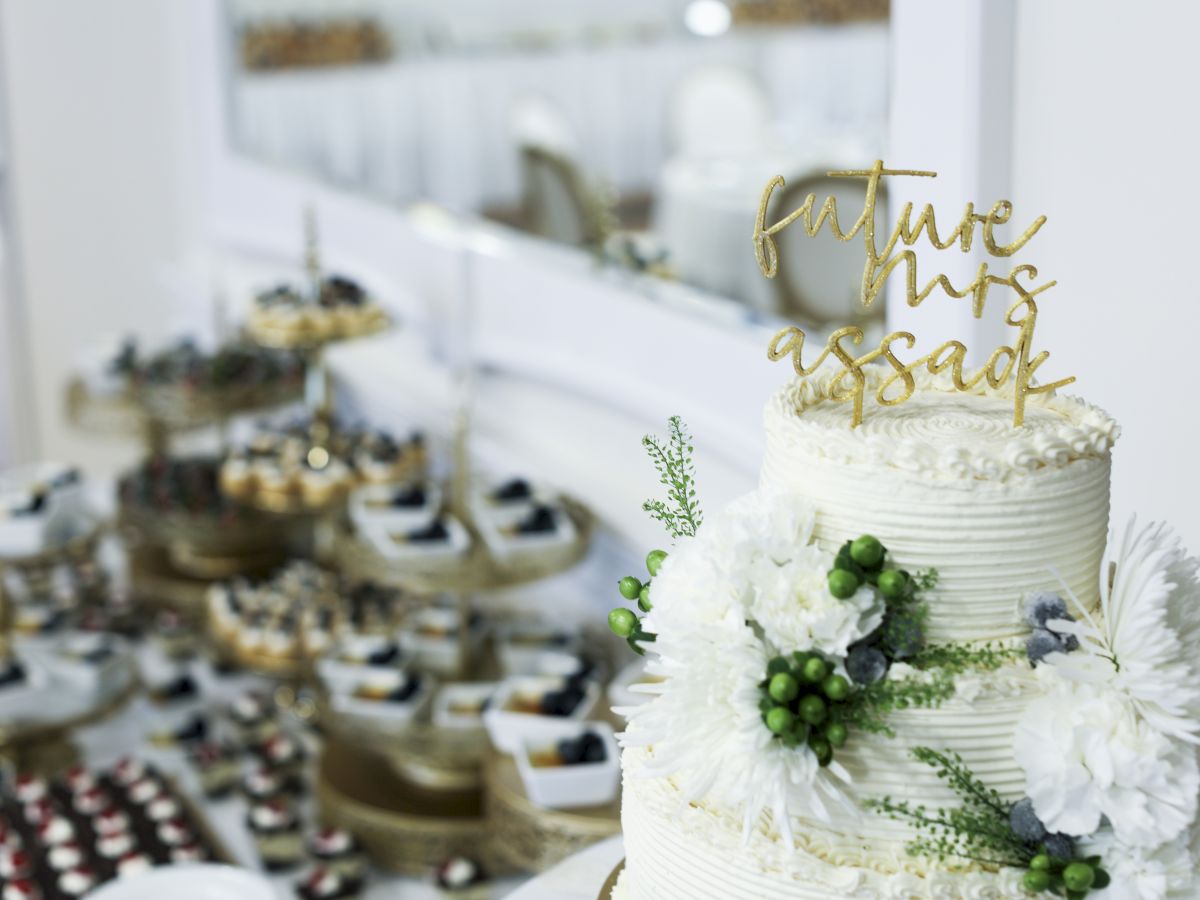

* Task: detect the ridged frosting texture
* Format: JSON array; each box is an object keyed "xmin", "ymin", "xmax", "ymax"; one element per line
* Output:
[
  {"xmin": 617, "ymin": 746, "xmax": 1030, "ymax": 900},
  {"xmin": 761, "ymin": 368, "xmax": 1117, "ymax": 642}
]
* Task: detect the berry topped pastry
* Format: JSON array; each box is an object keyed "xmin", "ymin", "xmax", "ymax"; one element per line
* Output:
[
  {"xmin": 306, "ymin": 827, "xmax": 365, "ymax": 880},
  {"xmin": 296, "ymin": 866, "xmax": 364, "ymax": 900},
  {"xmin": 433, "ymin": 856, "xmax": 489, "ymax": 899}
]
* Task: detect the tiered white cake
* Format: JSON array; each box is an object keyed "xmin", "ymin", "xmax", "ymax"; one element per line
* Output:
[{"xmin": 613, "ymin": 368, "xmax": 1136, "ymax": 899}]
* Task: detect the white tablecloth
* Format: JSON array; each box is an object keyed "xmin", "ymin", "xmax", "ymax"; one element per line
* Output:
[
  {"xmin": 230, "ymin": 25, "xmax": 888, "ymax": 213},
  {"xmin": 506, "ymin": 835, "xmax": 624, "ymax": 900}
]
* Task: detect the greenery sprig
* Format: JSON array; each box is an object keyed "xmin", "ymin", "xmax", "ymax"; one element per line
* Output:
[
  {"xmin": 865, "ymin": 748, "xmax": 1110, "ymax": 897},
  {"xmin": 641, "ymin": 416, "xmax": 703, "ymax": 540},
  {"xmin": 910, "ymin": 642, "xmax": 1025, "ymax": 675}
]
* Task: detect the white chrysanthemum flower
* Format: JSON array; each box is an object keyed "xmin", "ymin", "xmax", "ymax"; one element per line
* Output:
[
  {"xmin": 621, "ymin": 613, "xmax": 855, "ymax": 841},
  {"xmin": 713, "ymin": 489, "xmax": 816, "ymax": 566},
  {"xmin": 1083, "ymin": 825, "xmax": 1197, "ymax": 900},
  {"xmin": 1014, "ymin": 674, "xmax": 1199, "ymax": 848},
  {"xmin": 1046, "ymin": 518, "xmax": 1200, "ymax": 744},
  {"xmin": 747, "ymin": 549, "xmax": 883, "ymax": 656}
]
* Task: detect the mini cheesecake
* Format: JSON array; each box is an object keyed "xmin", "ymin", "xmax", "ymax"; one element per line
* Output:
[
  {"xmin": 0, "ymin": 822, "xmax": 22, "ymax": 853},
  {"xmin": 0, "ymin": 848, "xmax": 33, "ymax": 880},
  {"xmin": 72, "ymin": 787, "xmax": 110, "ymax": 816},
  {"xmin": 93, "ymin": 807, "xmax": 131, "ymax": 837},
  {"xmin": 110, "ymin": 757, "xmax": 148, "ymax": 788},
  {"xmin": 145, "ymin": 794, "xmax": 182, "ymax": 823},
  {"xmin": 297, "ymin": 866, "xmax": 363, "ymax": 900},
  {"xmin": 45, "ymin": 841, "xmax": 85, "ymax": 872},
  {"xmin": 247, "ymin": 800, "xmax": 303, "ymax": 870},
  {"xmin": 156, "ymin": 816, "xmax": 193, "ymax": 848},
  {"xmin": 95, "ymin": 829, "xmax": 135, "ymax": 861},
  {"xmin": 229, "ymin": 691, "xmax": 277, "ymax": 746},
  {"xmin": 169, "ymin": 839, "xmax": 207, "ymax": 864},
  {"xmin": 434, "ymin": 856, "xmax": 489, "ymax": 899},
  {"xmin": 306, "ymin": 827, "xmax": 365, "ymax": 880},
  {"xmin": 1, "ymin": 879, "xmax": 40, "ymax": 900},
  {"xmin": 57, "ymin": 866, "xmax": 97, "ymax": 898},
  {"xmin": 125, "ymin": 775, "xmax": 163, "ymax": 806},
  {"xmin": 259, "ymin": 733, "xmax": 306, "ymax": 778},
  {"xmin": 36, "ymin": 814, "xmax": 75, "ymax": 847},
  {"xmin": 13, "ymin": 775, "xmax": 46, "ymax": 806},
  {"xmin": 62, "ymin": 766, "xmax": 96, "ymax": 797},
  {"xmin": 116, "ymin": 850, "xmax": 154, "ymax": 879},
  {"xmin": 242, "ymin": 766, "xmax": 289, "ymax": 803}
]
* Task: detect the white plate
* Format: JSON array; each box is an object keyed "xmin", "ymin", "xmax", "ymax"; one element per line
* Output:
[{"xmin": 86, "ymin": 864, "xmax": 276, "ymax": 900}]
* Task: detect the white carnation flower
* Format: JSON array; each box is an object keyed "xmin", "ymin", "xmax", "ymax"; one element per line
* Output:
[
  {"xmin": 747, "ymin": 549, "xmax": 883, "ymax": 656},
  {"xmin": 1045, "ymin": 518, "xmax": 1200, "ymax": 744},
  {"xmin": 1014, "ymin": 675, "xmax": 1199, "ymax": 848},
  {"xmin": 712, "ymin": 489, "xmax": 816, "ymax": 566},
  {"xmin": 1083, "ymin": 825, "xmax": 1197, "ymax": 900},
  {"xmin": 642, "ymin": 531, "xmax": 748, "ymax": 636},
  {"xmin": 622, "ymin": 614, "xmax": 856, "ymax": 841}
]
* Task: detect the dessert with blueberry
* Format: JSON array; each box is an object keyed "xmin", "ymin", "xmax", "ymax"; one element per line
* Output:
[
  {"xmin": 247, "ymin": 799, "xmax": 304, "ymax": 870},
  {"xmin": 306, "ymin": 827, "xmax": 365, "ymax": 880}
]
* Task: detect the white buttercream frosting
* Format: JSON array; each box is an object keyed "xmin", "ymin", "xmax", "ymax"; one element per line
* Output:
[{"xmin": 761, "ymin": 368, "xmax": 1117, "ymax": 642}]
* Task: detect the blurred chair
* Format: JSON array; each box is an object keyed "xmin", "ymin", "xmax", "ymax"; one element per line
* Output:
[
  {"xmin": 767, "ymin": 170, "xmax": 886, "ymax": 327},
  {"xmin": 518, "ymin": 145, "xmax": 607, "ymax": 247},
  {"xmin": 508, "ymin": 96, "xmax": 608, "ymax": 247},
  {"xmin": 667, "ymin": 65, "xmax": 772, "ymax": 157}
]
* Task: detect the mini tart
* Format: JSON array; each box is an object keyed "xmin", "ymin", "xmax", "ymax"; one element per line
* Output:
[
  {"xmin": 125, "ymin": 775, "xmax": 163, "ymax": 806},
  {"xmin": 1, "ymin": 879, "xmax": 39, "ymax": 900},
  {"xmin": 0, "ymin": 847, "xmax": 33, "ymax": 880},
  {"xmin": 156, "ymin": 816, "xmax": 193, "ymax": 848},
  {"xmin": 298, "ymin": 866, "xmax": 363, "ymax": 900},
  {"xmin": 96, "ymin": 829, "xmax": 135, "ymax": 860},
  {"xmin": 46, "ymin": 841, "xmax": 84, "ymax": 871},
  {"xmin": 306, "ymin": 827, "xmax": 365, "ymax": 880},
  {"xmin": 110, "ymin": 757, "xmax": 147, "ymax": 788},
  {"xmin": 0, "ymin": 822, "xmax": 22, "ymax": 853},
  {"xmin": 242, "ymin": 766, "xmax": 288, "ymax": 803},
  {"xmin": 219, "ymin": 456, "xmax": 255, "ymax": 498},
  {"xmin": 116, "ymin": 850, "xmax": 153, "ymax": 878},
  {"xmin": 434, "ymin": 856, "xmax": 488, "ymax": 899},
  {"xmin": 36, "ymin": 815, "xmax": 75, "ymax": 847},
  {"xmin": 170, "ymin": 840, "xmax": 207, "ymax": 863},
  {"xmin": 73, "ymin": 787, "xmax": 110, "ymax": 816},
  {"xmin": 62, "ymin": 766, "xmax": 96, "ymax": 796},
  {"xmin": 247, "ymin": 800, "xmax": 303, "ymax": 870},
  {"xmin": 259, "ymin": 733, "xmax": 306, "ymax": 775},
  {"xmin": 57, "ymin": 866, "xmax": 97, "ymax": 898},
  {"xmin": 13, "ymin": 776, "xmax": 46, "ymax": 805},
  {"xmin": 145, "ymin": 795, "xmax": 181, "ymax": 823},
  {"xmin": 93, "ymin": 807, "xmax": 131, "ymax": 836}
]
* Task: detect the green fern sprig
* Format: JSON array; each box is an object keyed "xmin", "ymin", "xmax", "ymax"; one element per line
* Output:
[
  {"xmin": 863, "ymin": 748, "xmax": 1034, "ymax": 869},
  {"xmin": 642, "ymin": 416, "xmax": 704, "ymax": 540}
]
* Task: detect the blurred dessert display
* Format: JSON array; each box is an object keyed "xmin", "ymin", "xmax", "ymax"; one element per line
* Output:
[
  {"xmin": 239, "ymin": 19, "xmax": 392, "ymax": 72},
  {"xmin": 67, "ymin": 337, "xmax": 305, "ymax": 438},
  {"xmin": 247, "ymin": 275, "xmax": 389, "ymax": 349},
  {"xmin": 0, "ymin": 464, "xmax": 92, "ymax": 560},
  {"xmin": 206, "ymin": 561, "xmax": 414, "ymax": 677},
  {"xmin": 220, "ymin": 419, "xmax": 426, "ymax": 515}
]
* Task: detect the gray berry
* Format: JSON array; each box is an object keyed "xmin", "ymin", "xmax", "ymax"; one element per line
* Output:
[
  {"xmin": 1024, "ymin": 592, "xmax": 1068, "ymax": 628},
  {"xmin": 881, "ymin": 610, "xmax": 924, "ymax": 660},
  {"xmin": 846, "ymin": 645, "xmax": 888, "ymax": 685},
  {"xmin": 1042, "ymin": 832, "xmax": 1075, "ymax": 860},
  {"xmin": 1026, "ymin": 628, "xmax": 1064, "ymax": 666},
  {"xmin": 1009, "ymin": 797, "xmax": 1048, "ymax": 842}
]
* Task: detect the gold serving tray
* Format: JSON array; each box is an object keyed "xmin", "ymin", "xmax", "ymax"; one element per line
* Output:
[
  {"xmin": 484, "ymin": 750, "xmax": 621, "ymax": 873},
  {"xmin": 315, "ymin": 737, "xmax": 503, "ymax": 875}
]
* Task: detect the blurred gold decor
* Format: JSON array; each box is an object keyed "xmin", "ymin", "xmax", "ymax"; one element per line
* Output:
[
  {"xmin": 240, "ymin": 19, "xmax": 392, "ymax": 71},
  {"xmin": 731, "ymin": 0, "xmax": 889, "ymax": 26},
  {"xmin": 755, "ymin": 160, "xmax": 1074, "ymax": 428}
]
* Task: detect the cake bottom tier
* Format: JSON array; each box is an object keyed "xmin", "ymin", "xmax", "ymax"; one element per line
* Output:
[{"xmin": 614, "ymin": 747, "xmax": 1028, "ymax": 900}]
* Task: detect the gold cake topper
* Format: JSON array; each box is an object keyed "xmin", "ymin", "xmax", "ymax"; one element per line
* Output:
[{"xmin": 753, "ymin": 160, "xmax": 1074, "ymax": 427}]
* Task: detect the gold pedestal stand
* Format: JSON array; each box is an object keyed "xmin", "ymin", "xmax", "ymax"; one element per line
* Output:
[
  {"xmin": 315, "ymin": 737, "xmax": 503, "ymax": 875},
  {"xmin": 484, "ymin": 750, "xmax": 621, "ymax": 873},
  {"xmin": 598, "ymin": 861, "xmax": 625, "ymax": 899}
]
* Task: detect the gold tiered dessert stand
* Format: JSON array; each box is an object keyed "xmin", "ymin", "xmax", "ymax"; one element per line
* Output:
[
  {"xmin": 312, "ymin": 404, "xmax": 617, "ymax": 875},
  {"xmin": 0, "ymin": 525, "xmax": 139, "ymax": 774}
]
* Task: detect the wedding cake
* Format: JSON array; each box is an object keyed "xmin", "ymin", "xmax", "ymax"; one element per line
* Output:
[{"xmin": 607, "ymin": 366, "xmax": 1200, "ymax": 899}]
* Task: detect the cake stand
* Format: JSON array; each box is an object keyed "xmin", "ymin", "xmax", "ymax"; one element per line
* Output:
[{"xmin": 0, "ymin": 530, "xmax": 140, "ymax": 774}]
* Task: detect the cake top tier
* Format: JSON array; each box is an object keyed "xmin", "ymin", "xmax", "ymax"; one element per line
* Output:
[{"xmin": 765, "ymin": 366, "xmax": 1118, "ymax": 481}]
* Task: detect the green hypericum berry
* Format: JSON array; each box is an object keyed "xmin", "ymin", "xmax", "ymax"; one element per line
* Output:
[
  {"xmin": 638, "ymin": 584, "xmax": 652, "ymax": 612},
  {"xmin": 827, "ymin": 569, "xmax": 860, "ymax": 599},
  {"xmin": 1062, "ymin": 863, "xmax": 1095, "ymax": 892},
  {"xmin": 824, "ymin": 721, "xmax": 848, "ymax": 747},
  {"xmin": 768, "ymin": 672, "xmax": 800, "ymax": 704},
  {"xmin": 877, "ymin": 569, "xmax": 908, "ymax": 599},
  {"xmin": 822, "ymin": 674, "xmax": 850, "ymax": 702},
  {"xmin": 1092, "ymin": 869, "xmax": 1111, "ymax": 889},
  {"xmin": 798, "ymin": 694, "xmax": 827, "ymax": 725},
  {"xmin": 618, "ymin": 576, "xmax": 643, "ymax": 601},
  {"xmin": 608, "ymin": 608, "xmax": 637, "ymax": 637},
  {"xmin": 766, "ymin": 706, "xmax": 795, "ymax": 735},
  {"xmin": 1029, "ymin": 854, "xmax": 1052, "ymax": 872},
  {"xmin": 645, "ymin": 549, "xmax": 668, "ymax": 576},
  {"xmin": 808, "ymin": 735, "xmax": 833, "ymax": 766},
  {"xmin": 1022, "ymin": 869, "xmax": 1051, "ymax": 892},
  {"xmin": 849, "ymin": 535, "xmax": 885, "ymax": 569},
  {"xmin": 801, "ymin": 657, "xmax": 829, "ymax": 684}
]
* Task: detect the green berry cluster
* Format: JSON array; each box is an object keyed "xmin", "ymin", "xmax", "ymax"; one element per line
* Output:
[
  {"xmin": 608, "ymin": 550, "xmax": 666, "ymax": 654},
  {"xmin": 1023, "ymin": 853, "xmax": 1110, "ymax": 898},
  {"xmin": 829, "ymin": 534, "xmax": 910, "ymax": 600},
  {"xmin": 757, "ymin": 653, "xmax": 852, "ymax": 765}
]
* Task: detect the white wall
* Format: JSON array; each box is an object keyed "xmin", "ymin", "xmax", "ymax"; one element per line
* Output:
[
  {"xmin": 0, "ymin": 0, "xmax": 199, "ymax": 473},
  {"xmin": 1013, "ymin": 0, "xmax": 1200, "ymax": 551}
]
